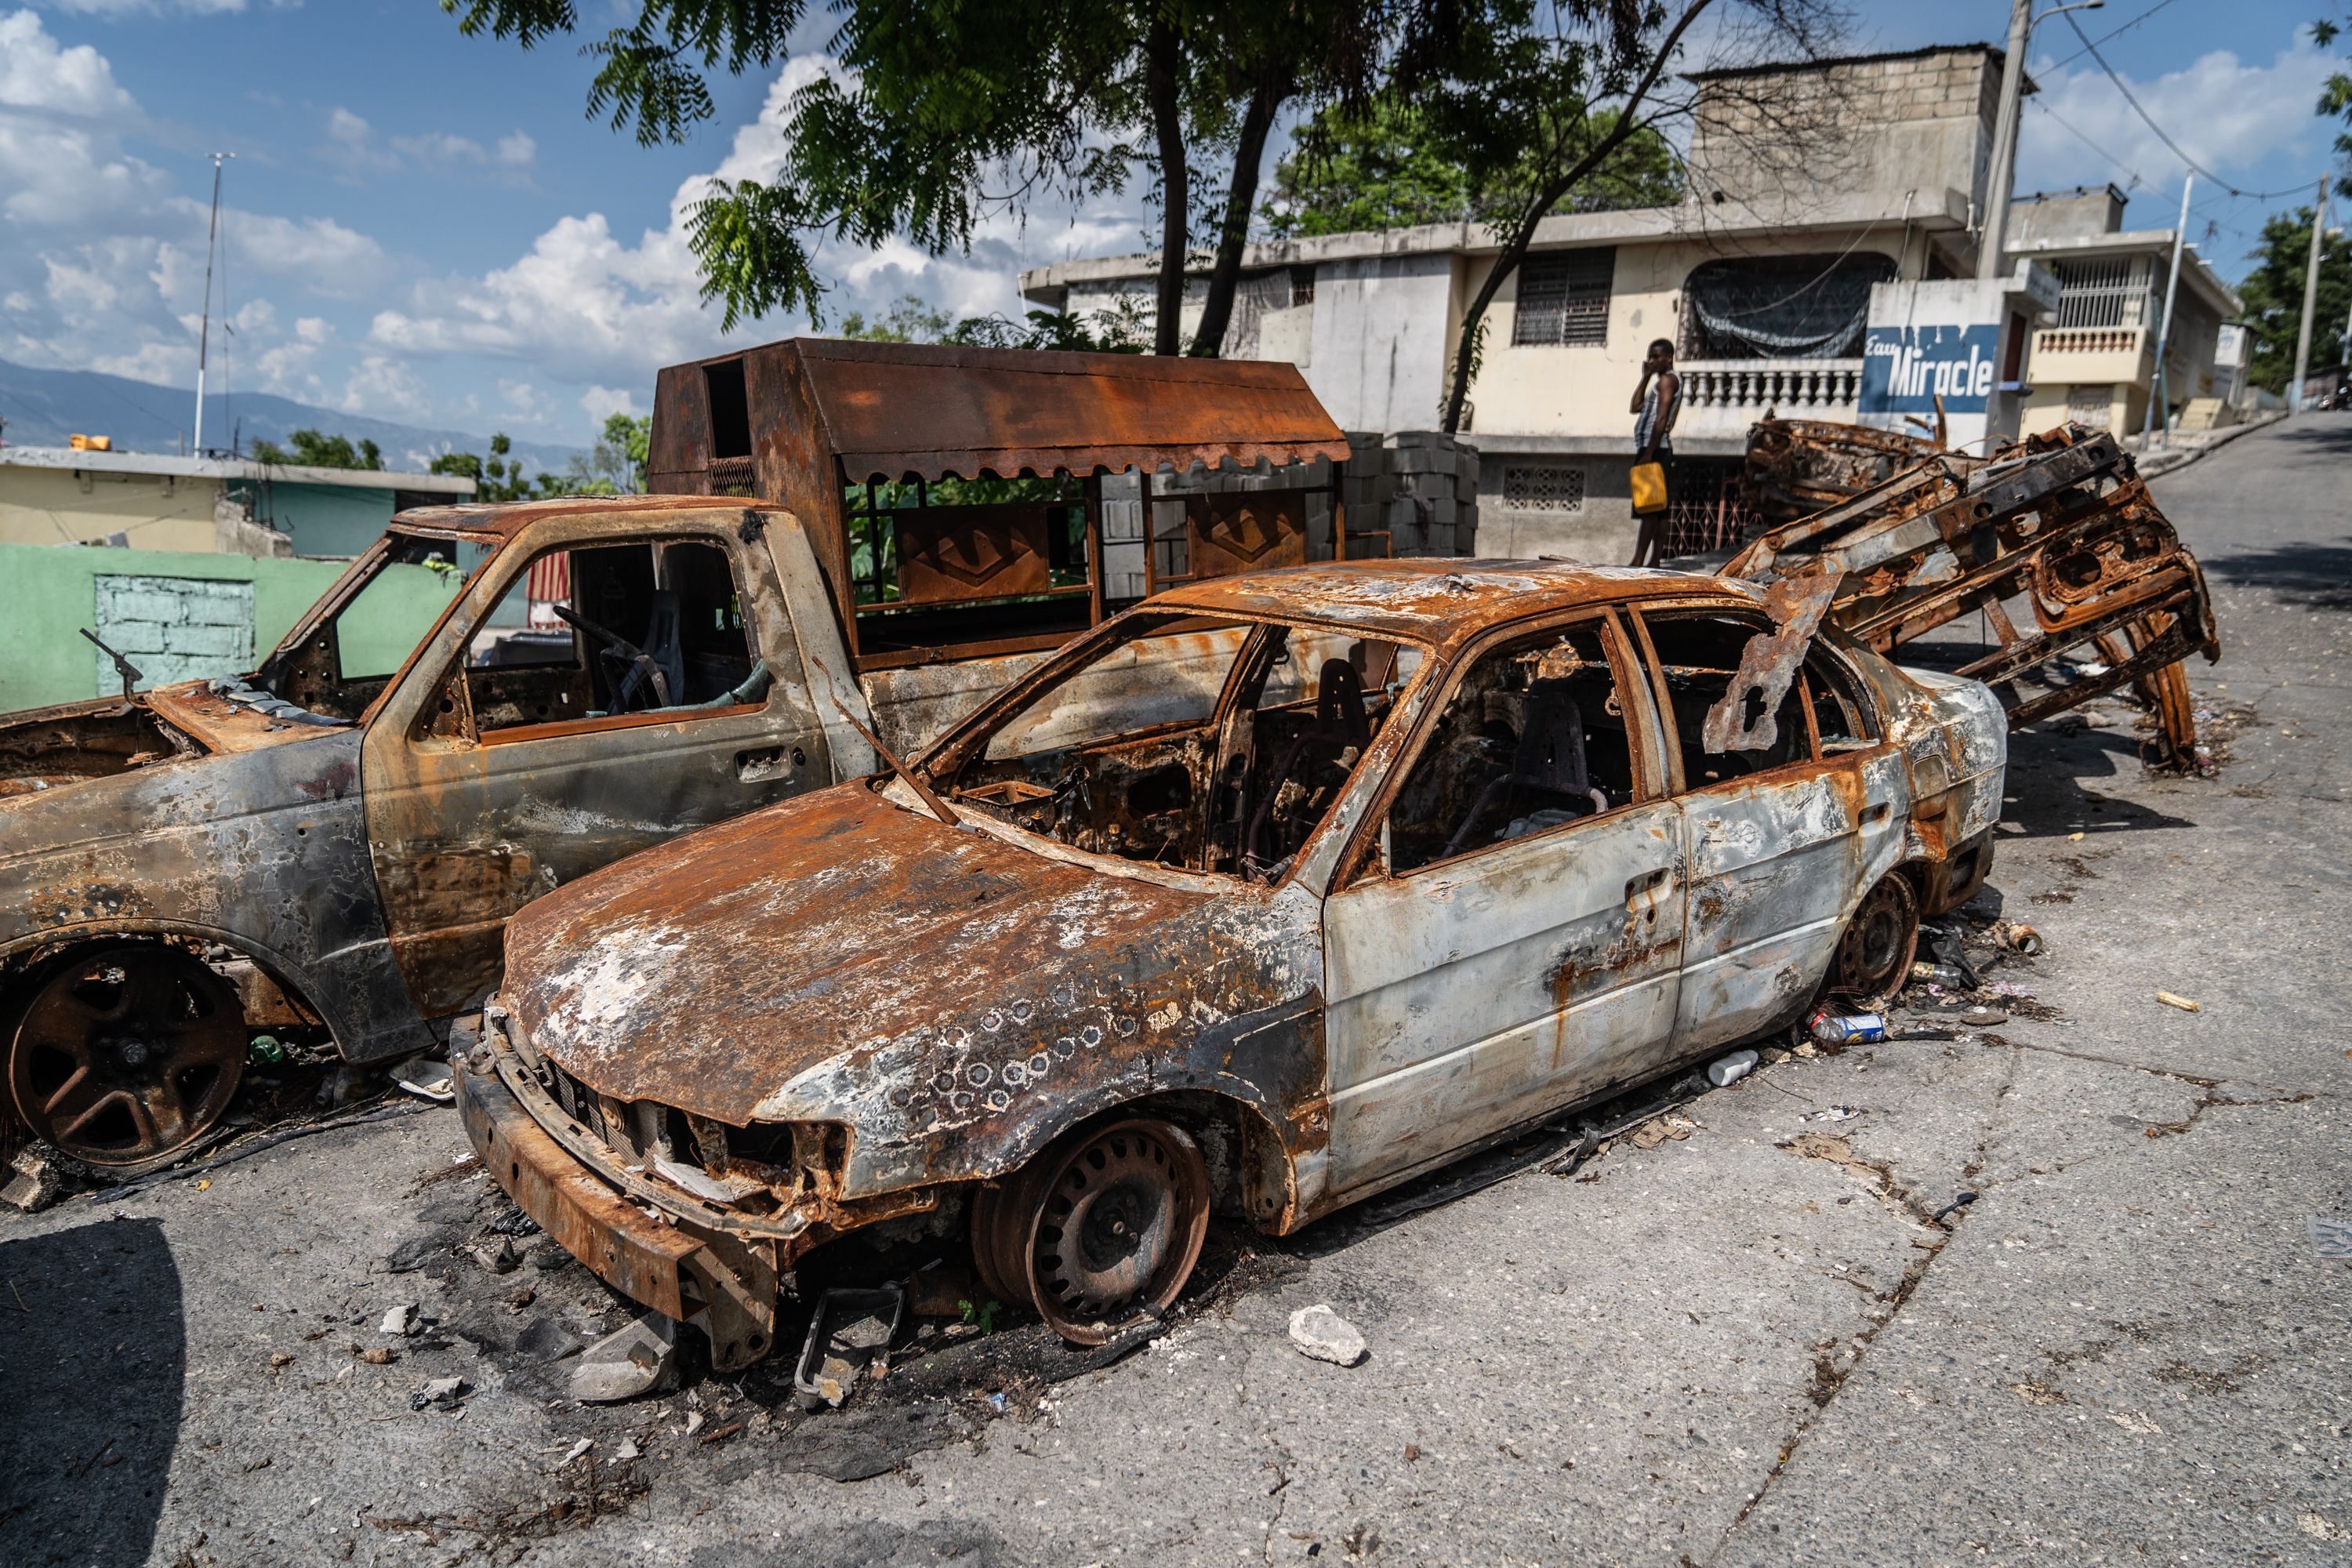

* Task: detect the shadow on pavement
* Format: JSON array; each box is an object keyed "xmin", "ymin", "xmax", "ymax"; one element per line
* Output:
[
  {"xmin": 0, "ymin": 1218, "xmax": 183, "ymax": 1568},
  {"xmin": 2257, "ymin": 416, "xmax": 2352, "ymax": 458},
  {"xmin": 1997, "ymin": 724, "xmax": 2202, "ymax": 841},
  {"xmin": 2197, "ymin": 535, "xmax": 2352, "ymax": 612}
]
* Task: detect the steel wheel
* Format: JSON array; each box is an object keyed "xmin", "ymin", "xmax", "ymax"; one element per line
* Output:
[
  {"xmin": 6, "ymin": 946, "xmax": 245, "ymax": 1172},
  {"xmin": 978, "ymin": 1117, "xmax": 1209, "ymax": 1345},
  {"xmin": 1828, "ymin": 873, "xmax": 1918, "ymax": 1001}
]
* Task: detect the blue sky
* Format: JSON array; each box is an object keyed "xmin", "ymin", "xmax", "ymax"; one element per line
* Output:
[{"xmin": 0, "ymin": 0, "xmax": 2341, "ymax": 454}]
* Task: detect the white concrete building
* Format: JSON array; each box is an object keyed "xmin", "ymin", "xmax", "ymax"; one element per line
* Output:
[{"xmin": 1022, "ymin": 45, "xmax": 2240, "ymax": 562}]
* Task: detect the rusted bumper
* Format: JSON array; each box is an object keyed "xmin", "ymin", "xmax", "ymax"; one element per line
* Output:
[{"xmin": 452, "ymin": 1025, "xmax": 783, "ymax": 1370}]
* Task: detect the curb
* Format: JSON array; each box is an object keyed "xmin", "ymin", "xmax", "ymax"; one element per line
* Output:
[{"xmin": 2132, "ymin": 410, "xmax": 2285, "ymax": 481}]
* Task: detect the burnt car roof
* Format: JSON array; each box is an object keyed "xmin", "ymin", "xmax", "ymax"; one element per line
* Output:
[
  {"xmin": 387, "ymin": 493, "xmax": 779, "ymax": 542},
  {"xmin": 1145, "ymin": 557, "xmax": 1759, "ymax": 650}
]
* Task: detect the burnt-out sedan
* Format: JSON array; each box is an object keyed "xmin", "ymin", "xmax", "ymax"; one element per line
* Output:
[{"xmin": 454, "ymin": 559, "xmax": 2005, "ymax": 1366}]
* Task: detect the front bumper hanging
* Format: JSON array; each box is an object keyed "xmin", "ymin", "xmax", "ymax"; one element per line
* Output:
[{"xmin": 450, "ymin": 1014, "xmax": 783, "ymax": 1370}]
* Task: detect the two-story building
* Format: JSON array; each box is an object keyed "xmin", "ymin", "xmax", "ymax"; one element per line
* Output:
[
  {"xmin": 2005, "ymin": 184, "xmax": 2242, "ymax": 439},
  {"xmin": 1022, "ymin": 44, "xmax": 2236, "ymax": 562}
]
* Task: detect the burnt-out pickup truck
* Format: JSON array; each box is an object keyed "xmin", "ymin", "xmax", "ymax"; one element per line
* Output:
[{"xmin": 0, "ymin": 340, "xmax": 1378, "ymax": 1174}]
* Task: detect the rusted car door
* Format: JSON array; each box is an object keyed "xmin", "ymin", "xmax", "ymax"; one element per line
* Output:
[
  {"xmin": 1627, "ymin": 605, "xmax": 1904, "ymax": 1051},
  {"xmin": 360, "ymin": 517, "xmax": 832, "ymax": 1018},
  {"xmin": 1319, "ymin": 610, "xmax": 1683, "ymax": 1200}
]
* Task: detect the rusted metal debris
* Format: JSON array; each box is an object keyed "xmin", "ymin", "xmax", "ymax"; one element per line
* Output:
[
  {"xmin": 1727, "ymin": 420, "xmax": 2219, "ymax": 769},
  {"xmin": 461, "ymin": 556, "xmax": 2010, "ymax": 1368},
  {"xmin": 647, "ymin": 338, "xmax": 1369, "ymax": 671},
  {"xmin": 1740, "ymin": 417, "xmax": 1944, "ymax": 529}
]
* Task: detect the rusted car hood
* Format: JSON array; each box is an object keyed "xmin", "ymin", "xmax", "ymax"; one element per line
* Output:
[{"xmin": 500, "ymin": 782, "xmax": 1315, "ymax": 1127}]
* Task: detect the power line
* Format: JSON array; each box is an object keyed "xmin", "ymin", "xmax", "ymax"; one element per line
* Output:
[
  {"xmin": 2059, "ymin": 13, "xmax": 2316, "ymax": 202},
  {"xmin": 2044, "ymin": 0, "xmax": 2186, "ymax": 72}
]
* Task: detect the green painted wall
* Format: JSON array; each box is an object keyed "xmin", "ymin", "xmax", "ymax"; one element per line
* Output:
[
  {"xmin": 0, "ymin": 543, "xmax": 462, "ymax": 713},
  {"xmin": 227, "ymin": 479, "xmax": 397, "ymax": 560}
]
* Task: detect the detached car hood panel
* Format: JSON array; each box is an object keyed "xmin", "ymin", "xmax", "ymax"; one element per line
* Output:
[{"xmin": 501, "ymin": 782, "xmax": 1317, "ymax": 1128}]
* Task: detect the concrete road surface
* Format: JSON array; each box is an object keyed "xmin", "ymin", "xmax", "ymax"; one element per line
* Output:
[{"xmin": 4, "ymin": 413, "xmax": 2347, "ymax": 1567}]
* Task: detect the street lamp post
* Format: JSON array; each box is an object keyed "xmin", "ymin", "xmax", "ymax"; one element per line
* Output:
[{"xmin": 1978, "ymin": 0, "xmax": 2104, "ymax": 281}]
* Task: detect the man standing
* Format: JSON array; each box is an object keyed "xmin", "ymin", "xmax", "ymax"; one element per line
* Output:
[{"xmin": 1628, "ymin": 337, "xmax": 1680, "ymax": 567}]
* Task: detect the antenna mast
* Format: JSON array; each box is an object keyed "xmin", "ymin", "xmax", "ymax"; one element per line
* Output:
[{"xmin": 193, "ymin": 151, "xmax": 234, "ymax": 456}]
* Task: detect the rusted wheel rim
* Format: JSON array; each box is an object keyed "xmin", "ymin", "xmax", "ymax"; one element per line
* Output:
[
  {"xmin": 1831, "ymin": 874, "xmax": 1918, "ymax": 1000},
  {"xmin": 1012, "ymin": 1119, "xmax": 1208, "ymax": 1345},
  {"xmin": 7, "ymin": 946, "xmax": 245, "ymax": 1171}
]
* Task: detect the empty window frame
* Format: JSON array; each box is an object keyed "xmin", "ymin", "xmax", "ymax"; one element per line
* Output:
[
  {"xmin": 1512, "ymin": 250, "xmax": 1615, "ymax": 347},
  {"xmin": 459, "ymin": 538, "xmax": 760, "ymax": 736},
  {"xmin": 1502, "ymin": 464, "xmax": 1587, "ymax": 513},
  {"xmin": 1383, "ymin": 619, "xmax": 1642, "ymax": 873}
]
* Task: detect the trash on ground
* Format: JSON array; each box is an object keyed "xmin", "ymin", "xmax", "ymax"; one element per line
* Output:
[
  {"xmin": 1288, "ymin": 1304, "xmax": 1368, "ymax": 1367},
  {"xmin": 1706, "ymin": 1049, "xmax": 1760, "ymax": 1087},
  {"xmin": 1909, "ymin": 961, "xmax": 1969, "ymax": 989},
  {"xmin": 1991, "ymin": 921, "xmax": 2044, "ymax": 955},
  {"xmin": 466, "ymin": 1236, "xmax": 519, "ymax": 1274},
  {"xmin": 1810, "ymin": 1011, "xmax": 1888, "ymax": 1045},
  {"xmin": 1628, "ymin": 1115, "xmax": 1699, "ymax": 1149},
  {"xmin": 793, "ymin": 1285, "xmax": 906, "ymax": 1411},
  {"xmin": 615, "ymin": 1437, "xmax": 641, "ymax": 1461},
  {"xmin": 379, "ymin": 1303, "xmax": 417, "ymax": 1337},
  {"xmin": 2155, "ymin": 991, "xmax": 2201, "ymax": 1013},
  {"xmin": 358, "ymin": 1345, "xmax": 397, "ymax": 1366},
  {"xmin": 556, "ymin": 1438, "xmax": 594, "ymax": 1468},
  {"xmin": 569, "ymin": 1313, "xmax": 680, "ymax": 1404},
  {"xmin": 1802, "ymin": 1106, "xmax": 1862, "ymax": 1123},
  {"xmin": 2309, "ymin": 1216, "xmax": 2352, "ymax": 1259},
  {"xmin": 411, "ymin": 1376, "xmax": 468, "ymax": 1411},
  {"xmin": 387, "ymin": 1054, "xmax": 455, "ymax": 1103},
  {"xmin": 2, "ymin": 1145, "xmax": 64, "ymax": 1213}
]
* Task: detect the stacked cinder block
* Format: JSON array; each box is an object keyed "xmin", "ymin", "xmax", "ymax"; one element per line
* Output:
[
  {"xmin": 92, "ymin": 573, "xmax": 256, "ymax": 689},
  {"xmin": 1340, "ymin": 431, "xmax": 1480, "ymax": 558}
]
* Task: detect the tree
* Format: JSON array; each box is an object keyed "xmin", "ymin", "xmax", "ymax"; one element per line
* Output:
[
  {"xmin": 443, "ymin": 0, "xmax": 1427, "ymax": 358},
  {"xmin": 2315, "ymin": 11, "xmax": 2352, "ymax": 164},
  {"xmin": 1267, "ymin": 99, "xmax": 1683, "ymax": 239},
  {"xmin": 1396, "ymin": 0, "xmax": 1842, "ymax": 433},
  {"xmin": 249, "ymin": 428, "xmax": 386, "ymax": 470},
  {"xmin": 840, "ymin": 294, "xmax": 957, "ymax": 343},
  {"xmin": 429, "ymin": 433, "xmax": 541, "ymax": 500},
  {"xmin": 2236, "ymin": 203, "xmax": 2352, "ymax": 393}
]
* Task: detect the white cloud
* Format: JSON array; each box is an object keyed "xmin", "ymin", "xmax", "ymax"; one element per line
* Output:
[
  {"xmin": 495, "ymin": 131, "xmax": 535, "ymax": 169},
  {"xmin": 363, "ymin": 53, "xmax": 1110, "ymax": 396},
  {"xmin": 338, "ymin": 353, "xmax": 430, "ymax": 417},
  {"xmin": 0, "ymin": 8, "xmax": 136, "ymax": 115},
  {"xmin": 2019, "ymin": 42, "xmax": 2340, "ymax": 198},
  {"xmin": 579, "ymin": 385, "xmax": 638, "ymax": 422}
]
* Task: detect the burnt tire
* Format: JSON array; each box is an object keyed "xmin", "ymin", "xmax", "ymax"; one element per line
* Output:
[
  {"xmin": 1827, "ymin": 872, "xmax": 1919, "ymax": 1003},
  {"xmin": 5, "ymin": 944, "xmax": 245, "ymax": 1176},
  {"xmin": 973, "ymin": 1117, "xmax": 1210, "ymax": 1345}
]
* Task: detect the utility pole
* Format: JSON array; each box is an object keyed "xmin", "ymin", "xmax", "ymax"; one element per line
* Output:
[
  {"xmin": 192, "ymin": 152, "xmax": 233, "ymax": 457},
  {"xmin": 2291, "ymin": 176, "xmax": 2328, "ymax": 414},
  {"xmin": 2140, "ymin": 173, "xmax": 2192, "ymax": 448},
  {"xmin": 1979, "ymin": 1, "xmax": 2105, "ymax": 281}
]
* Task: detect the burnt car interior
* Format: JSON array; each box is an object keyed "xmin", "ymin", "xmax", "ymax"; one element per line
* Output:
[
  {"xmin": 927, "ymin": 613, "xmax": 1421, "ymax": 878},
  {"xmin": 459, "ymin": 539, "xmax": 761, "ymax": 735},
  {"xmin": 1385, "ymin": 622, "xmax": 1639, "ymax": 873},
  {"xmin": 1644, "ymin": 614, "xmax": 1814, "ymax": 784}
]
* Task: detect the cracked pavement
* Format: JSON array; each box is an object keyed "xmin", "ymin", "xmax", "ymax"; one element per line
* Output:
[{"xmin": 3, "ymin": 414, "xmax": 2349, "ymax": 1566}]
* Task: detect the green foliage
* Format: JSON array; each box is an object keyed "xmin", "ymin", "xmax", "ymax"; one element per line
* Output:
[
  {"xmin": 2316, "ymin": 12, "xmax": 2352, "ymax": 161},
  {"xmin": 958, "ymin": 1298, "xmax": 1002, "ymax": 1334},
  {"xmin": 2237, "ymin": 203, "xmax": 2352, "ymax": 392},
  {"xmin": 840, "ymin": 293, "xmax": 957, "ymax": 343},
  {"xmin": 1268, "ymin": 100, "xmax": 1682, "ymax": 238},
  {"xmin": 427, "ymin": 431, "xmax": 551, "ymax": 501},
  {"xmin": 250, "ymin": 428, "xmax": 387, "ymax": 470}
]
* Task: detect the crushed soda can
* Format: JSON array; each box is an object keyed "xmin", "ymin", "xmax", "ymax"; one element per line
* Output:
[{"xmin": 1809, "ymin": 1010, "xmax": 1887, "ymax": 1046}]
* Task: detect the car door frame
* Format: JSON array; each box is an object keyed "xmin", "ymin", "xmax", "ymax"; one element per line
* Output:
[
  {"xmin": 360, "ymin": 510, "xmax": 833, "ymax": 1019},
  {"xmin": 1622, "ymin": 597, "xmax": 1907, "ymax": 1053},
  {"xmin": 1312, "ymin": 603, "xmax": 1688, "ymax": 1206}
]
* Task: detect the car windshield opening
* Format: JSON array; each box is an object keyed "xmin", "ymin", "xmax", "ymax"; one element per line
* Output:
[
  {"xmin": 257, "ymin": 533, "xmax": 478, "ymax": 720},
  {"xmin": 931, "ymin": 612, "xmax": 1423, "ymax": 879}
]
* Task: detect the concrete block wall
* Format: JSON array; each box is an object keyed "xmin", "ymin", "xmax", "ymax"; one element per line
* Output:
[
  {"xmin": 93, "ymin": 574, "xmax": 256, "ymax": 691},
  {"xmin": 1341, "ymin": 431, "xmax": 1481, "ymax": 558}
]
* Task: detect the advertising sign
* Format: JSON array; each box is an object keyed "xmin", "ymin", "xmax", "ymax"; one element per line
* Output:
[{"xmin": 1859, "ymin": 324, "xmax": 2000, "ymax": 416}]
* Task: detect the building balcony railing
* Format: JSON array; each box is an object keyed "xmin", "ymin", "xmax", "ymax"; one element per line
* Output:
[
  {"xmin": 2027, "ymin": 326, "xmax": 2151, "ymax": 387},
  {"xmin": 1675, "ymin": 358, "xmax": 1862, "ymax": 435}
]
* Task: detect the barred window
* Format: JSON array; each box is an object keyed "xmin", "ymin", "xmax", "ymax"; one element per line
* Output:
[
  {"xmin": 1512, "ymin": 250, "xmax": 1614, "ymax": 347},
  {"xmin": 1503, "ymin": 464, "xmax": 1586, "ymax": 512}
]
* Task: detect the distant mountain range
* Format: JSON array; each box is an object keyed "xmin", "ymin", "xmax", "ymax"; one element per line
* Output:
[{"xmin": 0, "ymin": 358, "xmax": 583, "ymax": 476}]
